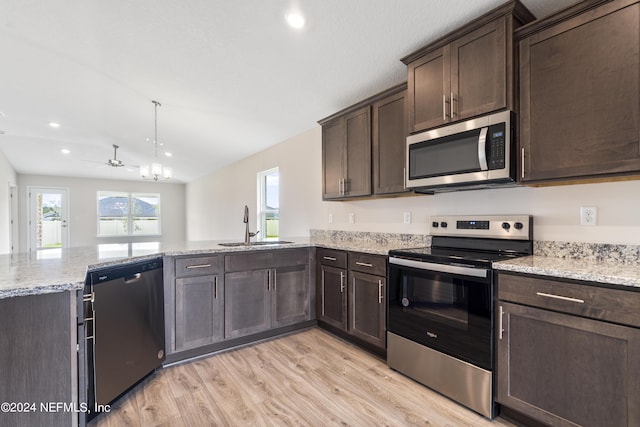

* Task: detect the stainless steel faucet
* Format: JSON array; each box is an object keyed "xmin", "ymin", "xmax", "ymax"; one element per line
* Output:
[{"xmin": 243, "ymin": 205, "xmax": 259, "ymax": 244}]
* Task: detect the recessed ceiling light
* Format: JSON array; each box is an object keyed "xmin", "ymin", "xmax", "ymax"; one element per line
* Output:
[
  {"xmin": 49, "ymin": 122, "xmax": 61, "ymax": 128},
  {"xmin": 61, "ymin": 149, "xmax": 70, "ymax": 154},
  {"xmin": 285, "ymin": 12, "xmax": 305, "ymax": 29},
  {"xmin": 164, "ymin": 152, "xmax": 172, "ymax": 157}
]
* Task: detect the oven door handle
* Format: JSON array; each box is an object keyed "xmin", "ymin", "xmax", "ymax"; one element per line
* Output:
[{"xmin": 389, "ymin": 257, "xmax": 488, "ymax": 278}]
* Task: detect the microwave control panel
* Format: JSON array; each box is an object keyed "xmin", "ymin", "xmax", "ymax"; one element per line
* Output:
[{"xmin": 487, "ymin": 123, "xmax": 506, "ymax": 170}]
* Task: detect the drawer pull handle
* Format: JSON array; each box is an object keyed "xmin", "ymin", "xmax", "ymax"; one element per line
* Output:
[
  {"xmin": 356, "ymin": 262, "xmax": 373, "ymax": 268},
  {"xmin": 323, "ymin": 256, "xmax": 337, "ymax": 261},
  {"xmin": 186, "ymin": 263, "xmax": 212, "ymax": 269},
  {"xmin": 536, "ymin": 292, "xmax": 584, "ymax": 304}
]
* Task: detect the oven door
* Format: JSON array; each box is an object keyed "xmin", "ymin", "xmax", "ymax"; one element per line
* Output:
[{"xmin": 388, "ymin": 257, "xmax": 493, "ymax": 370}]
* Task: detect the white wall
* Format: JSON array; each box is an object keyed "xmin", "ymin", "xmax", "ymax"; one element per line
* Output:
[
  {"xmin": 17, "ymin": 175, "xmax": 186, "ymax": 250},
  {"xmin": 187, "ymin": 126, "xmax": 640, "ymax": 245},
  {"xmin": 0, "ymin": 150, "xmax": 17, "ymax": 254},
  {"xmin": 186, "ymin": 127, "xmax": 324, "ymax": 240}
]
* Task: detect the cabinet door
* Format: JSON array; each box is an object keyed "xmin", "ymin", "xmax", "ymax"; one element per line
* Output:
[
  {"xmin": 272, "ymin": 264, "xmax": 309, "ymax": 328},
  {"xmin": 344, "ymin": 106, "xmax": 372, "ymax": 197},
  {"xmin": 175, "ymin": 275, "xmax": 223, "ymax": 351},
  {"xmin": 520, "ymin": 1, "xmax": 640, "ymax": 182},
  {"xmin": 224, "ymin": 270, "xmax": 271, "ymax": 339},
  {"xmin": 373, "ymin": 89, "xmax": 409, "ymax": 195},
  {"xmin": 450, "ymin": 16, "xmax": 506, "ymax": 121},
  {"xmin": 407, "ymin": 46, "xmax": 450, "ymax": 133},
  {"xmin": 348, "ymin": 271, "xmax": 386, "ymax": 349},
  {"xmin": 318, "ymin": 265, "xmax": 347, "ymax": 330},
  {"xmin": 322, "ymin": 118, "xmax": 345, "ymax": 199},
  {"xmin": 496, "ymin": 301, "xmax": 640, "ymax": 427}
]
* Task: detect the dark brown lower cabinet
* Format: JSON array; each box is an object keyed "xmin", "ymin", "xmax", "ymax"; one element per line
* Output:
[
  {"xmin": 349, "ymin": 271, "xmax": 386, "ymax": 349},
  {"xmin": 225, "ymin": 260, "xmax": 310, "ymax": 339},
  {"xmin": 318, "ymin": 264, "xmax": 347, "ymax": 330},
  {"xmin": 496, "ymin": 273, "xmax": 640, "ymax": 427},
  {"xmin": 0, "ymin": 292, "xmax": 78, "ymax": 427},
  {"xmin": 317, "ymin": 249, "xmax": 387, "ymax": 354},
  {"xmin": 175, "ymin": 275, "xmax": 224, "ymax": 351}
]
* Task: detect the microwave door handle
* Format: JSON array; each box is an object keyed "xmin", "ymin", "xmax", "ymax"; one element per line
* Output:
[{"xmin": 478, "ymin": 127, "xmax": 488, "ymax": 171}]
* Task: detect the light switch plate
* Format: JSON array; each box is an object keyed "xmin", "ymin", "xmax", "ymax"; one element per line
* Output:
[{"xmin": 349, "ymin": 213, "xmax": 355, "ymax": 224}]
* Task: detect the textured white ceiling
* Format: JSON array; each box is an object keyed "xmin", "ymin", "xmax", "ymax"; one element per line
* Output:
[{"xmin": 0, "ymin": 0, "xmax": 578, "ymax": 182}]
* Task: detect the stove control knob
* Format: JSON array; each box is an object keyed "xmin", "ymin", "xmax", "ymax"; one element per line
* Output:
[
  {"xmin": 514, "ymin": 222, "xmax": 524, "ymax": 230},
  {"xmin": 440, "ymin": 221, "xmax": 448, "ymax": 228},
  {"xmin": 501, "ymin": 222, "xmax": 511, "ymax": 230},
  {"xmin": 432, "ymin": 221, "xmax": 439, "ymax": 228}
]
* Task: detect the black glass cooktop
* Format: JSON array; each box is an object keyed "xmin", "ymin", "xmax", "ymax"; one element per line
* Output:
[{"xmin": 389, "ymin": 236, "xmax": 533, "ymax": 268}]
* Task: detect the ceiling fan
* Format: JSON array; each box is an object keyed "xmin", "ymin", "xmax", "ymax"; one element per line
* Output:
[
  {"xmin": 106, "ymin": 144, "xmax": 125, "ymax": 167},
  {"xmin": 84, "ymin": 144, "xmax": 131, "ymax": 168}
]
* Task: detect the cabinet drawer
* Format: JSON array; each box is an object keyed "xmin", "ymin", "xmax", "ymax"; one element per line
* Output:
[
  {"xmin": 349, "ymin": 252, "xmax": 386, "ymax": 276},
  {"xmin": 317, "ymin": 248, "xmax": 347, "ymax": 269},
  {"xmin": 498, "ymin": 273, "xmax": 640, "ymax": 328},
  {"xmin": 175, "ymin": 256, "xmax": 219, "ymax": 278}
]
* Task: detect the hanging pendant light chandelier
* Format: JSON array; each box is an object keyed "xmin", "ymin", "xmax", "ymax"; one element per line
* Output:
[{"xmin": 140, "ymin": 100, "xmax": 172, "ymax": 181}]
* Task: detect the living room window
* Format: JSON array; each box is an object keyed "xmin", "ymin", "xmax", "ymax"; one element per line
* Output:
[
  {"xmin": 257, "ymin": 168, "xmax": 279, "ymax": 239},
  {"xmin": 97, "ymin": 192, "xmax": 161, "ymax": 237}
]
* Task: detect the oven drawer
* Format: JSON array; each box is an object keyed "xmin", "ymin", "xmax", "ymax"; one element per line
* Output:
[
  {"xmin": 498, "ymin": 273, "xmax": 640, "ymax": 328},
  {"xmin": 317, "ymin": 248, "xmax": 347, "ymax": 268},
  {"xmin": 175, "ymin": 256, "xmax": 219, "ymax": 278},
  {"xmin": 349, "ymin": 252, "xmax": 386, "ymax": 276}
]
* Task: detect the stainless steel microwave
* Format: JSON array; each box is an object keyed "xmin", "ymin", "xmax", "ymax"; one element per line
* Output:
[{"xmin": 406, "ymin": 110, "xmax": 515, "ymax": 193}]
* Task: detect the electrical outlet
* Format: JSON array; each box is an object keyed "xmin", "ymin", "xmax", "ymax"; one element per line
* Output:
[
  {"xmin": 349, "ymin": 213, "xmax": 355, "ymax": 224},
  {"xmin": 328, "ymin": 213, "xmax": 334, "ymax": 224},
  {"xmin": 580, "ymin": 206, "xmax": 597, "ymax": 226},
  {"xmin": 403, "ymin": 211, "xmax": 412, "ymax": 224}
]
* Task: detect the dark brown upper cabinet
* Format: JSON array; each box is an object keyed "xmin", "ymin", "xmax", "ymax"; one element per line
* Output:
[
  {"xmin": 402, "ymin": 0, "xmax": 534, "ymax": 134},
  {"xmin": 319, "ymin": 84, "xmax": 408, "ymax": 200},
  {"xmin": 372, "ymin": 85, "xmax": 409, "ymax": 195},
  {"xmin": 518, "ymin": 0, "xmax": 640, "ymax": 184},
  {"xmin": 320, "ymin": 106, "xmax": 371, "ymax": 200}
]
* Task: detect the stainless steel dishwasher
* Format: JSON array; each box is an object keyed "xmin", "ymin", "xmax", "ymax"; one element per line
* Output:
[{"xmin": 83, "ymin": 258, "xmax": 165, "ymax": 421}]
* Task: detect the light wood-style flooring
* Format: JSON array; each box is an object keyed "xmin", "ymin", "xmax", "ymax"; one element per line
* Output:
[{"xmin": 90, "ymin": 328, "xmax": 515, "ymax": 426}]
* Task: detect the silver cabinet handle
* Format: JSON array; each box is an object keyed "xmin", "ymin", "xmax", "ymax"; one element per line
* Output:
[
  {"xmin": 214, "ymin": 276, "xmax": 218, "ymax": 299},
  {"xmin": 355, "ymin": 262, "xmax": 373, "ymax": 268},
  {"xmin": 521, "ymin": 148, "xmax": 525, "ymax": 179},
  {"xmin": 340, "ymin": 271, "xmax": 345, "ymax": 293},
  {"xmin": 536, "ymin": 292, "xmax": 584, "ymax": 304},
  {"xmin": 450, "ymin": 91, "xmax": 455, "ymax": 118},
  {"xmin": 186, "ymin": 263, "xmax": 212, "ymax": 269},
  {"xmin": 323, "ymin": 256, "xmax": 337, "ymax": 261},
  {"xmin": 403, "ymin": 167, "xmax": 406, "ymax": 190},
  {"xmin": 378, "ymin": 280, "xmax": 383, "ymax": 304},
  {"xmin": 267, "ymin": 270, "xmax": 271, "ymax": 291},
  {"xmin": 321, "ymin": 270, "xmax": 326, "ymax": 316},
  {"xmin": 498, "ymin": 305, "xmax": 504, "ymax": 340},
  {"xmin": 273, "ymin": 270, "xmax": 277, "ymax": 291},
  {"xmin": 442, "ymin": 94, "xmax": 448, "ymax": 120}
]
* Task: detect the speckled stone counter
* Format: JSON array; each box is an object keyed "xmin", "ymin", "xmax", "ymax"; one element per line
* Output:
[
  {"xmin": 310, "ymin": 229, "xmax": 430, "ymax": 255},
  {"xmin": 0, "ymin": 231, "xmax": 431, "ymax": 299},
  {"xmin": 494, "ymin": 241, "xmax": 640, "ymax": 289}
]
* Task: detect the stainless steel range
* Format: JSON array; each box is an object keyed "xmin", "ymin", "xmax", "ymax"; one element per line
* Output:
[{"xmin": 387, "ymin": 215, "xmax": 532, "ymax": 419}]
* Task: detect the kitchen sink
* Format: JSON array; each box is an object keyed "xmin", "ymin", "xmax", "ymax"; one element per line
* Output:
[{"xmin": 218, "ymin": 240, "xmax": 293, "ymax": 247}]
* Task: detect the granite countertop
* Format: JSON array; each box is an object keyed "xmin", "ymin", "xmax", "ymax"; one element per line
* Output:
[
  {"xmin": 0, "ymin": 232, "xmax": 429, "ymax": 300},
  {"xmin": 494, "ymin": 255, "xmax": 640, "ymax": 289}
]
